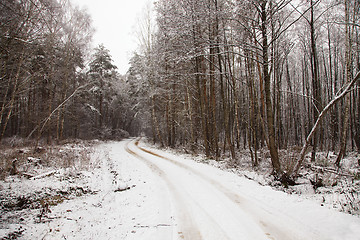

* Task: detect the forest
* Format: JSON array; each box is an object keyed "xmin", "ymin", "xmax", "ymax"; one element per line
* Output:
[
  {"xmin": 0, "ymin": 0, "xmax": 142, "ymax": 143},
  {"xmin": 127, "ymin": 0, "xmax": 360, "ymax": 179},
  {"xmin": 1, "ymin": 0, "xmax": 360, "ymax": 179}
]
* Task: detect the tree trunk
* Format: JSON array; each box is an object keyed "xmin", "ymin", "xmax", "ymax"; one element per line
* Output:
[
  {"xmin": 185, "ymin": 78, "xmax": 196, "ymax": 152},
  {"xmin": 260, "ymin": 1, "xmax": 282, "ymax": 174},
  {"xmin": 1, "ymin": 54, "xmax": 24, "ymax": 140},
  {"xmin": 246, "ymin": 50, "xmax": 259, "ymax": 167},
  {"xmin": 151, "ymin": 95, "xmax": 163, "ymax": 147},
  {"xmin": 336, "ymin": 0, "xmax": 352, "ymax": 166}
]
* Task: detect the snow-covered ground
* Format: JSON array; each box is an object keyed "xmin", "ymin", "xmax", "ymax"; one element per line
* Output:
[{"xmin": 1, "ymin": 139, "xmax": 360, "ymax": 239}]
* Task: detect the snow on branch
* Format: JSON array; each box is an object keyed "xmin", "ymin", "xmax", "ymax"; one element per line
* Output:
[{"xmin": 292, "ymin": 70, "xmax": 360, "ymax": 177}]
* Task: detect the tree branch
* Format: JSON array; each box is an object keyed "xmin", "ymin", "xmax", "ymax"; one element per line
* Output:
[{"xmin": 292, "ymin": 70, "xmax": 360, "ymax": 177}]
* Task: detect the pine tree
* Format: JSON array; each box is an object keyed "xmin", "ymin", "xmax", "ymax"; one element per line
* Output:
[{"xmin": 88, "ymin": 44, "xmax": 118, "ymax": 130}]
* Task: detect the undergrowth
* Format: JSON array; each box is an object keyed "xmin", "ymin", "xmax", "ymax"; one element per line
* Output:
[{"xmin": 0, "ymin": 138, "xmax": 95, "ymax": 180}]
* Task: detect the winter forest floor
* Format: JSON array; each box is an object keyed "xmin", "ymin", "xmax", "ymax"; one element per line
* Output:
[{"xmin": 0, "ymin": 138, "xmax": 360, "ymax": 239}]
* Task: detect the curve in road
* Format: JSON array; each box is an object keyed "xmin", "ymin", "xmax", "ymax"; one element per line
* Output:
[{"xmin": 125, "ymin": 139, "xmax": 321, "ymax": 240}]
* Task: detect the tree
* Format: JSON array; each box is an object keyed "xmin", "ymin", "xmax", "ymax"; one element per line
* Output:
[
  {"xmin": 88, "ymin": 44, "xmax": 118, "ymax": 131},
  {"xmin": 293, "ymin": 70, "xmax": 360, "ymax": 177},
  {"xmin": 336, "ymin": 0, "xmax": 355, "ymax": 165},
  {"xmin": 132, "ymin": 0, "xmax": 360, "ymax": 179},
  {"xmin": 0, "ymin": 0, "xmax": 94, "ymax": 142}
]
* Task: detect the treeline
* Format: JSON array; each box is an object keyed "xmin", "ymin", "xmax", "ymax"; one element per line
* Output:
[
  {"xmin": 128, "ymin": 0, "xmax": 360, "ymax": 176},
  {"xmin": 0, "ymin": 0, "xmax": 138, "ymax": 143}
]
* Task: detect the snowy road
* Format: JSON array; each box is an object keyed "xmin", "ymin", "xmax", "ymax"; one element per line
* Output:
[
  {"xmin": 124, "ymin": 139, "xmax": 360, "ymax": 240},
  {"xmin": 126, "ymin": 140, "xmax": 290, "ymax": 240},
  {"xmin": 28, "ymin": 139, "xmax": 360, "ymax": 239}
]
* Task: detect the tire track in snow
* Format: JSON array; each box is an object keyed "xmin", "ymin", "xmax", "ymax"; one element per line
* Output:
[
  {"xmin": 132, "ymin": 139, "xmax": 323, "ymax": 240},
  {"xmin": 129, "ymin": 140, "xmax": 273, "ymax": 239},
  {"xmin": 125, "ymin": 141, "xmax": 203, "ymax": 240}
]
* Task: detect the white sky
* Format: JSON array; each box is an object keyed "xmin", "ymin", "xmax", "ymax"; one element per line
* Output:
[{"xmin": 71, "ymin": 0, "xmax": 152, "ymax": 74}]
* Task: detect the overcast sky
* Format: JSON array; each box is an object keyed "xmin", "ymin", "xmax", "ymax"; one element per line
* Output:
[{"xmin": 71, "ymin": 0, "xmax": 152, "ymax": 74}]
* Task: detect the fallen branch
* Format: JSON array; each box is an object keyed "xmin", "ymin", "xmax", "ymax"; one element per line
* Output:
[
  {"xmin": 114, "ymin": 184, "xmax": 136, "ymax": 192},
  {"xmin": 21, "ymin": 172, "xmax": 35, "ymax": 179},
  {"xmin": 292, "ymin": 70, "xmax": 360, "ymax": 177},
  {"xmin": 31, "ymin": 170, "xmax": 57, "ymax": 180},
  {"xmin": 309, "ymin": 165, "xmax": 353, "ymax": 178},
  {"xmin": 27, "ymin": 81, "xmax": 94, "ymax": 147}
]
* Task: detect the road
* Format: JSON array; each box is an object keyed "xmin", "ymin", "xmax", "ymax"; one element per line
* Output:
[
  {"xmin": 123, "ymin": 139, "xmax": 360, "ymax": 240},
  {"xmin": 29, "ymin": 139, "xmax": 360, "ymax": 239}
]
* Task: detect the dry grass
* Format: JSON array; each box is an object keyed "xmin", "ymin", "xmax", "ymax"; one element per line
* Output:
[{"xmin": 0, "ymin": 139, "xmax": 95, "ymax": 180}]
